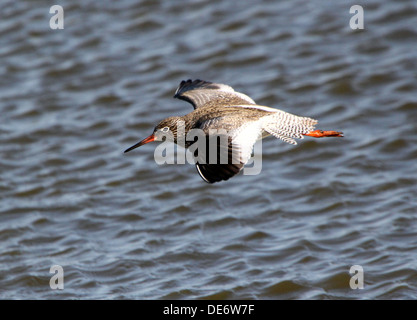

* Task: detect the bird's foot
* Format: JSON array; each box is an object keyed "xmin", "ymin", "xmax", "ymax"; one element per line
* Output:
[{"xmin": 304, "ymin": 129, "xmax": 344, "ymax": 138}]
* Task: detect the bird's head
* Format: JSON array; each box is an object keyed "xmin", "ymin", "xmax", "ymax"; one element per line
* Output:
[{"xmin": 124, "ymin": 116, "xmax": 183, "ymax": 153}]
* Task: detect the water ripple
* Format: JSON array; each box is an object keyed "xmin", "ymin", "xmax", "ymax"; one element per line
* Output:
[{"xmin": 1, "ymin": 0, "xmax": 417, "ymax": 300}]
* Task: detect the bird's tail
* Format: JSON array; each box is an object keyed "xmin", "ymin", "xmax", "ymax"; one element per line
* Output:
[
  {"xmin": 263, "ymin": 111, "xmax": 343, "ymax": 144},
  {"xmin": 263, "ymin": 111, "xmax": 318, "ymax": 145}
]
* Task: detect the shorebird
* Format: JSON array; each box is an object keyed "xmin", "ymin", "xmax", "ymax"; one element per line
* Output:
[{"xmin": 124, "ymin": 79, "xmax": 343, "ymax": 183}]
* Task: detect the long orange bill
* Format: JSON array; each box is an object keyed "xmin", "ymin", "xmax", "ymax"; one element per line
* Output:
[
  {"xmin": 303, "ymin": 129, "xmax": 344, "ymax": 138},
  {"xmin": 124, "ymin": 134, "xmax": 155, "ymax": 153}
]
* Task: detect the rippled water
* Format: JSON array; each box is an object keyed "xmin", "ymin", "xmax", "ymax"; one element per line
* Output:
[{"xmin": 1, "ymin": 0, "xmax": 417, "ymax": 299}]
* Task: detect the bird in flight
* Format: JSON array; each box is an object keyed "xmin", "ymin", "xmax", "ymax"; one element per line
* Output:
[{"xmin": 125, "ymin": 79, "xmax": 343, "ymax": 183}]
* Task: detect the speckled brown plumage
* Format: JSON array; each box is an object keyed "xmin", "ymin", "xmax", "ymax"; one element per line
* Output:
[{"xmin": 125, "ymin": 79, "xmax": 343, "ymax": 183}]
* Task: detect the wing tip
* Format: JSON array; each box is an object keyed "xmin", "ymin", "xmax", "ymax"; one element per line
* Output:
[
  {"xmin": 195, "ymin": 162, "xmax": 244, "ymax": 184},
  {"xmin": 195, "ymin": 164, "xmax": 214, "ymax": 183},
  {"xmin": 173, "ymin": 79, "xmax": 212, "ymax": 98}
]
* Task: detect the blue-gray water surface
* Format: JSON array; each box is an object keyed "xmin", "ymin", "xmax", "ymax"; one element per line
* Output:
[{"xmin": 1, "ymin": 0, "xmax": 417, "ymax": 299}]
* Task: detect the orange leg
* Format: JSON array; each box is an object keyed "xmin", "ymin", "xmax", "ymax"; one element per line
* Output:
[{"xmin": 303, "ymin": 129, "xmax": 343, "ymax": 138}]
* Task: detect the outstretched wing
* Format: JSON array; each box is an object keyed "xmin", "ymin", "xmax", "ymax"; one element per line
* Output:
[
  {"xmin": 191, "ymin": 117, "xmax": 262, "ymax": 183},
  {"xmin": 173, "ymin": 79, "xmax": 256, "ymax": 109},
  {"xmin": 195, "ymin": 145, "xmax": 245, "ymax": 183},
  {"xmin": 193, "ymin": 136, "xmax": 247, "ymax": 184}
]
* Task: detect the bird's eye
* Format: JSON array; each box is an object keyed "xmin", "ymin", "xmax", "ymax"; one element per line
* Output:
[{"xmin": 161, "ymin": 127, "xmax": 169, "ymax": 132}]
